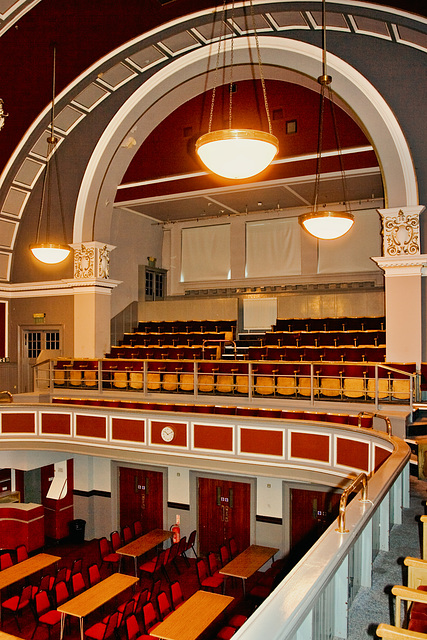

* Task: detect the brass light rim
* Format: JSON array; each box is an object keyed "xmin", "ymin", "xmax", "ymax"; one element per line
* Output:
[
  {"xmin": 30, "ymin": 242, "xmax": 71, "ymax": 252},
  {"xmin": 298, "ymin": 210, "xmax": 355, "ymax": 226},
  {"xmin": 195, "ymin": 128, "xmax": 279, "ymax": 153}
]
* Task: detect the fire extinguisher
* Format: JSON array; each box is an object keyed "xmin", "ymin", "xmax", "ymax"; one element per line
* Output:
[{"xmin": 170, "ymin": 522, "xmax": 180, "ymax": 543}]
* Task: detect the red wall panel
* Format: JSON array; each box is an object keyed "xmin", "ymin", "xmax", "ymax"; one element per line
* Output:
[
  {"xmin": 2, "ymin": 412, "xmax": 35, "ymax": 433},
  {"xmin": 291, "ymin": 431, "xmax": 330, "ymax": 462},
  {"xmin": 240, "ymin": 428, "xmax": 283, "ymax": 456},
  {"xmin": 112, "ymin": 417, "xmax": 145, "ymax": 443},
  {"xmin": 374, "ymin": 446, "xmax": 391, "ymax": 471},
  {"xmin": 337, "ymin": 437, "xmax": 369, "ymax": 471},
  {"xmin": 193, "ymin": 423, "xmax": 233, "ymax": 451},
  {"xmin": 151, "ymin": 420, "xmax": 187, "ymax": 447},
  {"xmin": 41, "ymin": 412, "xmax": 71, "ymax": 435},
  {"xmin": 76, "ymin": 414, "xmax": 106, "ymax": 438}
]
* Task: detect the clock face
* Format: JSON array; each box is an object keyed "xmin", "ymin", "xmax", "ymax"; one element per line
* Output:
[{"xmin": 161, "ymin": 426, "xmax": 175, "ymax": 443}]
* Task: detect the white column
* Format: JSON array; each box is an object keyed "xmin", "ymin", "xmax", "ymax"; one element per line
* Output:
[
  {"xmin": 70, "ymin": 242, "xmax": 120, "ymax": 358},
  {"xmin": 372, "ymin": 206, "xmax": 426, "ymax": 366}
]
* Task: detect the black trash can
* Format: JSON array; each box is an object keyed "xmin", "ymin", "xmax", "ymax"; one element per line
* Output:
[{"xmin": 68, "ymin": 519, "xmax": 86, "ymax": 544}]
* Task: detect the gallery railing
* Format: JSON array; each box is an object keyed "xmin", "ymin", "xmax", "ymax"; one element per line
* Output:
[{"xmin": 34, "ymin": 358, "xmax": 419, "ymax": 409}]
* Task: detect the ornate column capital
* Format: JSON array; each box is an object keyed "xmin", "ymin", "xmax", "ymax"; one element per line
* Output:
[
  {"xmin": 70, "ymin": 241, "xmax": 115, "ymax": 280},
  {"xmin": 377, "ymin": 206, "xmax": 425, "ymax": 257},
  {"xmin": 371, "ymin": 254, "xmax": 427, "ymax": 277}
]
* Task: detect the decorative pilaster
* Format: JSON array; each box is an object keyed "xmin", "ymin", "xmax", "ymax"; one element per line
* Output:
[
  {"xmin": 373, "ymin": 206, "xmax": 426, "ymax": 366},
  {"xmin": 69, "ymin": 242, "xmax": 120, "ymax": 358},
  {"xmin": 72, "ymin": 241, "xmax": 115, "ymax": 280},
  {"xmin": 377, "ymin": 206, "xmax": 424, "ymax": 257}
]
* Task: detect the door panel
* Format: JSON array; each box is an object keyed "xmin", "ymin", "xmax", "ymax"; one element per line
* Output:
[
  {"xmin": 290, "ymin": 487, "xmax": 341, "ymax": 561},
  {"xmin": 198, "ymin": 477, "xmax": 250, "ymax": 556},
  {"xmin": 20, "ymin": 327, "xmax": 62, "ymax": 393},
  {"xmin": 119, "ymin": 467, "xmax": 163, "ymax": 534}
]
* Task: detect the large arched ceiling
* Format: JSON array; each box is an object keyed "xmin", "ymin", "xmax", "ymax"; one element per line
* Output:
[
  {"xmin": 0, "ymin": 0, "xmax": 425, "ymax": 281},
  {"xmin": 114, "ymin": 78, "xmax": 380, "ymax": 223}
]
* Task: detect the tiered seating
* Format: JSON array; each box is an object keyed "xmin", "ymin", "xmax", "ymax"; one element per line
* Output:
[
  {"xmin": 107, "ymin": 346, "xmax": 218, "ymax": 360},
  {"xmin": 273, "ymin": 316, "xmax": 385, "ymax": 332},
  {"xmin": 52, "ymin": 397, "xmax": 374, "ymax": 427},
  {"xmin": 121, "ymin": 331, "xmax": 228, "ymax": 347},
  {"xmin": 137, "ymin": 320, "xmax": 235, "ymax": 338},
  {"xmin": 249, "ymin": 345, "xmax": 386, "ymax": 362},
  {"xmin": 264, "ymin": 329, "xmax": 386, "ymax": 347}
]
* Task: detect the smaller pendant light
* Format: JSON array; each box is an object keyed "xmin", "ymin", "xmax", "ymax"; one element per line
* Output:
[
  {"xmin": 298, "ymin": 0, "xmax": 354, "ymax": 240},
  {"xmin": 30, "ymin": 44, "xmax": 70, "ymax": 264}
]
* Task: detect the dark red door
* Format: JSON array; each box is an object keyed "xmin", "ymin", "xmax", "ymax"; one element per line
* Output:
[
  {"xmin": 198, "ymin": 477, "xmax": 250, "ymax": 556},
  {"xmin": 119, "ymin": 467, "xmax": 163, "ymax": 534},
  {"xmin": 290, "ymin": 487, "xmax": 340, "ymax": 562}
]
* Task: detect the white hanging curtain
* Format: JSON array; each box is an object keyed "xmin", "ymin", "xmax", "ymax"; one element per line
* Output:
[
  {"xmin": 245, "ymin": 217, "xmax": 301, "ymax": 278},
  {"xmin": 181, "ymin": 223, "xmax": 231, "ymax": 282}
]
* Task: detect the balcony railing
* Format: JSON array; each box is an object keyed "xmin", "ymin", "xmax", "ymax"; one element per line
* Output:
[{"xmin": 35, "ymin": 358, "xmax": 419, "ymax": 410}]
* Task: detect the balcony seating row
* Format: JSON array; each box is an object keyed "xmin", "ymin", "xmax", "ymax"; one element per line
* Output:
[
  {"xmin": 121, "ymin": 331, "xmax": 227, "ymax": 347},
  {"xmin": 137, "ymin": 320, "xmax": 235, "ymax": 338},
  {"xmin": 107, "ymin": 344, "xmax": 386, "ymax": 363},
  {"xmin": 263, "ymin": 330, "xmax": 385, "ymax": 347},
  {"xmin": 51, "ymin": 396, "xmax": 374, "ymax": 428},
  {"xmin": 248, "ymin": 346, "xmax": 386, "ymax": 363},
  {"xmin": 107, "ymin": 345, "xmax": 220, "ymax": 360},
  {"xmin": 53, "ymin": 359, "xmax": 416, "ymax": 401},
  {"xmin": 273, "ymin": 316, "xmax": 385, "ymax": 332}
]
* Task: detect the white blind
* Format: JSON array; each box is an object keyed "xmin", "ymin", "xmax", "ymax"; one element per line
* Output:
[
  {"xmin": 243, "ymin": 298, "xmax": 277, "ymax": 331},
  {"xmin": 181, "ymin": 224, "xmax": 231, "ymax": 282},
  {"xmin": 246, "ymin": 218, "xmax": 301, "ymax": 278},
  {"xmin": 318, "ymin": 209, "xmax": 381, "ymax": 273}
]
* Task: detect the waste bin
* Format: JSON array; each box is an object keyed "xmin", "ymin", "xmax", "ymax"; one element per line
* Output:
[{"xmin": 68, "ymin": 519, "xmax": 86, "ymax": 544}]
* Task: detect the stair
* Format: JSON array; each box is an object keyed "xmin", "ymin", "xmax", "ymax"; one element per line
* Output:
[{"xmin": 222, "ymin": 332, "xmax": 265, "ymax": 360}]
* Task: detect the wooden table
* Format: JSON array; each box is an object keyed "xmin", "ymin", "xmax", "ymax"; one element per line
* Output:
[
  {"xmin": 58, "ymin": 572, "xmax": 138, "ymax": 640},
  {"xmin": 0, "ymin": 632, "xmax": 28, "ymax": 640},
  {"xmin": 219, "ymin": 544, "xmax": 279, "ymax": 595},
  {"xmin": 0, "ymin": 553, "xmax": 60, "ymax": 622},
  {"xmin": 151, "ymin": 590, "xmax": 234, "ymax": 640},
  {"xmin": 117, "ymin": 528, "xmax": 172, "ymax": 575}
]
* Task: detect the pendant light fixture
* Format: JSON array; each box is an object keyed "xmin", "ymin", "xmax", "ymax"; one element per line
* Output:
[
  {"xmin": 298, "ymin": 0, "xmax": 354, "ymax": 240},
  {"xmin": 195, "ymin": 0, "xmax": 278, "ymax": 180},
  {"xmin": 30, "ymin": 44, "xmax": 71, "ymax": 264}
]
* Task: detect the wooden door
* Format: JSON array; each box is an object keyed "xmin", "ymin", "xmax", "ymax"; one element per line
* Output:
[
  {"xmin": 198, "ymin": 477, "xmax": 250, "ymax": 556},
  {"xmin": 19, "ymin": 327, "xmax": 62, "ymax": 393},
  {"xmin": 119, "ymin": 467, "xmax": 163, "ymax": 534},
  {"xmin": 290, "ymin": 487, "xmax": 341, "ymax": 562}
]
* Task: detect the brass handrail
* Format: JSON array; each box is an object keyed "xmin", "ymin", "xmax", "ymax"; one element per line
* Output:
[
  {"xmin": 336, "ymin": 472, "xmax": 369, "ymax": 533},
  {"xmin": 0, "ymin": 390, "xmax": 13, "ymax": 402},
  {"xmin": 202, "ymin": 339, "xmax": 237, "ymax": 358},
  {"xmin": 358, "ymin": 411, "xmax": 392, "ymax": 436}
]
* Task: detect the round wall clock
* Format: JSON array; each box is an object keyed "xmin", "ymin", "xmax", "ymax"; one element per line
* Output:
[{"xmin": 161, "ymin": 426, "xmax": 175, "ymax": 442}]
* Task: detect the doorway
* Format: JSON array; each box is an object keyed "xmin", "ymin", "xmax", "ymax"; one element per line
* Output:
[
  {"xmin": 19, "ymin": 326, "xmax": 62, "ymax": 393},
  {"xmin": 119, "ymin": 467, "xmax": 163, "ymax": 534},
  {"xmin": 290, "ymin": 487, "xmax": 341, "ymax": 565},
  {"xmin": 198, "ymin": 477, "xmax": 250, "ymax": 556}
]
